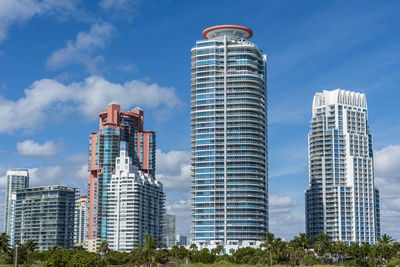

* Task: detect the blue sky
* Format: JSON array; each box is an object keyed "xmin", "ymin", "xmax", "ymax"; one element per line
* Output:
[{"xmin": 0, "ymin": 0, "xmax": 400, "ymax": 240}]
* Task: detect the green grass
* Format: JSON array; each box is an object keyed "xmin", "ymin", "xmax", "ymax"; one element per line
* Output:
[{"xmin": 176, "ymin": 265, "xmax": 341, "ymax": 267}]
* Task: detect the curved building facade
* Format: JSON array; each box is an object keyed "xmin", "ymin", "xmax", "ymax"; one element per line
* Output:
[
  {"xmin": 305, "ymin": 89, "xmax": 381, "ymax": 244},
  {"xmin": 191, "ymin": 25, "xmax": 268, "ymax": 245}
]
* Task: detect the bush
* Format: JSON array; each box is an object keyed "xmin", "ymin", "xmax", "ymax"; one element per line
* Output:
[{"xmin": 44, "ymin": 249, "xmax": 106, "ymax": 267}]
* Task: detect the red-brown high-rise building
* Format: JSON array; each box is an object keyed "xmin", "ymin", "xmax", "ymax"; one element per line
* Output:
[{"xmin": 87, "ymin": 104, "xmax": 155, "ymax": 251}]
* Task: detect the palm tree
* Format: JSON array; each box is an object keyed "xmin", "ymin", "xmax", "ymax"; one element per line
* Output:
[
  {"xmin": 369, "ymin": 244, "xmax": 379, "ymax": 267},
  {"xmin": 211, "ymin": 244, "xmax": 224, "ymax": 255},
  {"xmin": 333, "ymin": 241, "xmax": 347, "ymax": 264},
  {"xmin": 378, "ymin": 234, "xmax": 394, "ymax": 264},
  {"xmin": 189, "ymin": 243, "xmax": 198, "ymax": 251},
  {"xmin": 359, "ymin": 242, "xmax": 370, "ymax": 267},
  {"xmin": 313, "ymin": 233, "xmax": 331, "ymax": 262},
  {"xmin": 293, "ymin": 233, "xmax": 311, "ymax": 250},
  {"xmin": 379, "ymin": 234, "xmax": 394, "ymax": 244},
  {"xmin": 99, "ymin": 241, "xmax": 109, "ymax": 257},
  {"xmin": 48, "ymin": 245, "xmax": 62, "ymax": 255},
  {"xmin": 142, "ymin": 234, "xmax": 157, "ymax": 266},
  {"xmin": 0, "ymin": 232, "xmax": 10, "ymax": 264},
  {"xmin": 260, "ymin": 232, "xmax": 275, "ymax": 266},
  {"xmin": 24, "ymin": 239, "xmax": 38, "ymax": 266}
]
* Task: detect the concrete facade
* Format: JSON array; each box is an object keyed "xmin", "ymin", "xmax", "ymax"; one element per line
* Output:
[{"xmin": 306, "ymin": 89, "xmax": 381, "ymax": 244}]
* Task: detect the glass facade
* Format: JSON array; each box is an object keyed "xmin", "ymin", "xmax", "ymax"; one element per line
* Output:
[
  {"xmin": 74, "ymin": 196, "xmax": 88, "ymax": 247},
  {"xmin": 12, "ymin": 186, "xmax": 77, "ymax": 250},
  {"xmin": 87, "ymin": 104, "xmax": 156, "ymax": 251},
  {"xmin": 191, "ymin": 26, "xmax": 268, "ymax": 245},
  {"xmin": 4, "ymin": 169, "xmax": 29, "ymax": 245},
  {"xmin": 306, "ymin": 89, "xmax": 381, "ymax": 244}
]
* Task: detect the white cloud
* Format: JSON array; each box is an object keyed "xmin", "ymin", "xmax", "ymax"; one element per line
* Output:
[
  {"xmin": 375, "ymin": 145, "xmax": 400, "ymax": 181},
  {"xmin": 156, "ymin": 149, "xmax": 191, "ymax": 191},
  {"xmin": 155, "ymin": 148, "xmax": 305, "ymax": 239},
  {"xmin": 374, "ymin": 145, "xmax": 400, "ymax": 240},
  {"xmin": 0, "ymin": 0, "xmax": 80, "ymax": 44},
  {"xmin": 269, "ymin": 193, "xmax": 303, "ymax": 239},
  {"xmin": 270, "ymin": 194, "xmax": 298, "ymax": 214},
  {"xmin": 0, "ymin": 75, "xmax": 182, "ymax": 133},
  {"xmin": 17, "ymin": 140, "xmax": 59, "ymax": 156},
  {"xmin": 99, "ymin": 0, "xmax": 140, "ymax": 18},
  {"xmin": 154, "ymin": 149, "xmax": 191, "ymax": 236},
  {"xmin": 270, "ymin": 212, "xmax": 305, "ymax": 240},
  {"xmin": 0, "ymin": 156, "xmax": 88, "ymax": 230},
  {"xmin": 166, "ymin": 198, "xmax": 191, "ymax": 236},
  {"xmin": 46, "ymin": 22, "xmax": 116, "ymax": 73}
]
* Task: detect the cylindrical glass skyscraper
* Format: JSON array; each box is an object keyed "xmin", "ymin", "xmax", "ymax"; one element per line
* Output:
[{"xmin": 191, "ymin": 25, "xmax": 268, "ymax": 245}]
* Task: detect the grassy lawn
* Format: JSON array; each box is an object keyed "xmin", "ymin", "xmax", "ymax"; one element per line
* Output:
[{"xmin": 176, "ymin": 265, "xmax": 338, "ymax": 267}]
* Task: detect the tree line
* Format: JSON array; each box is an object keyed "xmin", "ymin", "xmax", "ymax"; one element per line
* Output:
[{"xmin": 0, "ymin": 232, "xmax": 399, "ymax": 266}]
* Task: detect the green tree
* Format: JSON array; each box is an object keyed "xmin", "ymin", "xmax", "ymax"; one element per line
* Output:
[
  {"xmin": 260, "ymin": 232, "xmax": 275, "ymax": 266},
  {"xmin": 333, "ymin": 240, "xmax": 347, "ymax": 264},
  {"xmin": 293, "ymin": 233, "xmax": 311, "ymax": 250},
  {"xmin": 24, "ymin": 239, "xmax": 38, "ymax": 266},
  {"xmin": 105, "ymin": 250, "xmax": 130, "ymax": 265},
  {"xmin": 154, "ymin": 249, "xmax": 170, "ymax": 265},
  {"xmin": 189, "ymin": 243, "xmax": 198, "ymax": 251},
  {"xmin": 129, "ymin": 249, "xmax": 146, "ymax": 266},
  {"xmin": 98, "ymin": 241, "xmax": 109, "ymax": 257},
  {"xmin": 44, "ymin": 249, "xmax": 106, "ymax": 267},
  {"xmin": 199, "ymin": 248, "xmax": 216, "ymax": 263},
  {"xmin": 231, "ymin": 247, "xmax": 257, "ymax": 264},
  {"xmin": 142, "ymin": 234, "xmax": 158, "ymax": 266},
  {"xmin": 359, "ymin": 242, "xmax": 370, "ymax": 267},
  {"xmin": 171, "ymin": 245, "xmax": 189, "ymax": 261},
  {"xmin": 378, "ymin": 234, "xmax": 394, "ymax": 264},
  {"xmin": 313, "ymin": 232, "xmax": 331, "ymax": 263},
  {"xmin": 369, "ymin": 244, "xmax": 379, "ymax": 267},
  {"xmin": 211, "ymin": 244, "xmax": 224, "ymax": 255},
  {"xmin": 0, "ymin": 232, "xmax": 10, "ymax": 264}
]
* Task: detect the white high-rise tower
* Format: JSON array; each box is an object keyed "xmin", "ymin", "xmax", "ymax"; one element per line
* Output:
[
  {"xmin": 4, "ymin": 168, "xmax": 29, "ymax": 244},
  {"xmin": 107, "ymin": 142, "xmax": 165, "ymax": 251},
  {"xmin": 191, "ymin": 25, "xmax": 268, "ymax": 246},
  {"xmin": 306, "ymin": 89, "xmax": 381, "ymax": 244}
]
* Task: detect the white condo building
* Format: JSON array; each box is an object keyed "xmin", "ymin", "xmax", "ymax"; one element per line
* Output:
[
  {"xmin": 191, "ymin": 25, "xmax": 268, "ymax": 246},
  {"xmin": 74, "ymin": 195, "xmax": 88, "ymax": 247},
  {"xmin": 107, "ymin": 142, "xmax": 165, "ymax": 252},
  {"xmin": 305, "ymin": 89, "xmax": 381, "ymax": 244},
  {"xmin": 4, "ymin": 169, "xmax": 29, "ymax": 244}
]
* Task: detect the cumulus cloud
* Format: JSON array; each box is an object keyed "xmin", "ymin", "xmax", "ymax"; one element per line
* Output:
[
  {"xmin": 0, "ymin": 155, "xmax": 88, "ymax": 230},
  {"xmin": 270, "ymin": 194, "xmax": 299, "ymax": 214},
  {"xmin": 46, "ymin": 22, "xmax": 116, "ymax": 73},
  {"xmin": 270, "ymin": 213, "xmax": 305, "ymax": 240},
  {"xmin": 155, "ymin": 149, "xmax": 191, "ymax": 236},
  {"xmin": 374, "ymin": 145, "xmax": 400, "ymax": 240},
  {"xmin": 17, "ymin": 140, "xmax": 59, "ymax": 156},
  {"xmin": 0, "ymin": 0, "xmax": 80, "ymax": 44},
  {"xmin": 155, "ymin": 148, "xmax": 305, "ymax": 239},
  {"xmin": 156, "ymin": 149, "xmax": 191, "ymax": 191},
  {"xmin": 269, "ymin": 193, "xmax": 303, "ymax": 239},
  {"xmin": 166, "ymin": 198, "xmax": 191, "ymax": 236},
  {"xmin": 0, "ymin": 75, "xmax": 182, "ymax": 133}
]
